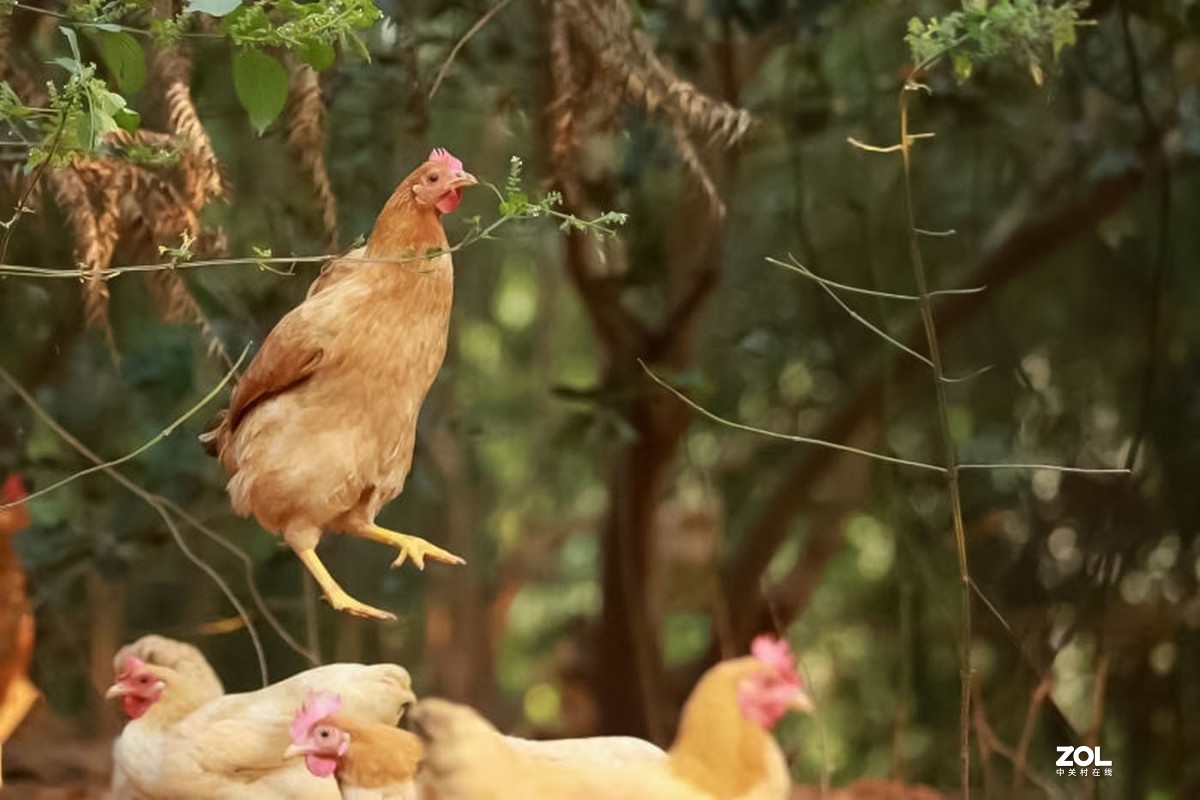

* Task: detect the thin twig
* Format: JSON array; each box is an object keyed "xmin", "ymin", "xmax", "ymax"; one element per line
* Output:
[
  {"xmin": 847, "ymin": 132, "xmax": 936, "ymax": 153},
  {"xmin": 643, "ymin": 363, "xmax": 1128, "ymax": 478},
  {"xmin": 0, "ymin": 365, "xmax": 270, "ymax": 685},
  {"xmin": 0, "ymin": 114, "xmax": 68, "ymax": 263},
  {"xmin": 972, "ymin": 680, "xmax": 1068, "ymax": 800},
  {"xmin": 767, "ymin": 255, "xmax": 986, "ymax": 300},
  {"xmin": 1013, "ymin": 676, "xmax": 1054, "ymax": 795},
  {"xmin": 969, "ymin": 577, "xmax": 1012, "ymax": 637},
  {"xmin": 1, "ymin": 348, "xmax": 248, "ymax": 512},
  {"xmin": 768, "ymin": 255, "xmax": 993, "ymax": 382},
  {"xmin": 428, "ymin": 0, "xmax": 517, "ymax": 101},
  {"xmin": 640, "ymin": 361, "xmax": 948, "ymax": 473},
  {"xmin": 158, "ymin": 499, "xmax": 321, "ymax": 666},
  {"xmin": 958, "ymin": 462, "xmax": 1129, "ymax": 474},
  {"xmin": 11, "ymin": 2, "xmax": 223, "ymax": 39},
  {"xmin": 0, "ymin": 184, "xmax": 621, "ymax": 281},
  {"xmin": 302, "ymin": 572, "xmax": 321, "ymax": 664}
]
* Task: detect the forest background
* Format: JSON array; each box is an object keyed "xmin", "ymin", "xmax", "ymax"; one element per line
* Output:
[{"xmin": 0, "ymin": 0, "xmax": 1197, "ymax": 798}]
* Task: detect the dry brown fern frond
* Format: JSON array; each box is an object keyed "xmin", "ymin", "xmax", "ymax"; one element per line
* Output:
[
  {"xmin": 548, "ymin": 4, "xmax": 582, "ymax": 204},
  {"xmin": 668, "ymin": 122, "xmax": 721, "ymax": 214},
  {"xmin": 44, "ymin": 128, "xmax": 230, "ymax": 363},
  {"xmin": 49, "ymin": 166, "xmax": 110, "ymax": 331},
  {"xmin": 154, "ymin": 48, "xmax": 226, "ymax": 213},
  {"xmin": 565, "ymin": 0, "xmax": 753, "ymax": 146},
  {"xmin": 164, "ymin": 84, "xmax": 226, "ymax": 212},
  {"xmin": 553, "ymin": 0, "xmax": 750, "ymax": 216},
  {"xmin": 285, "ymin": 61, "xmax": 338, "ymax": 249}
]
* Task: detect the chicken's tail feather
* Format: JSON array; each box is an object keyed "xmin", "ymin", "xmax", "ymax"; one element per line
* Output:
[{"xmin": 198, "ymin": 411, "xmax": 228, "ymax": 458}]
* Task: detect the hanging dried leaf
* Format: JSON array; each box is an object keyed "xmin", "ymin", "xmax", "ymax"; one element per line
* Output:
[
  {"xmin": 49, "ymin": 167, "xmax": 111, "ymax": 332},
  {"xmin": 548, "ymin": 4, "xmax": 582, "ymax": 205},
  {"xmin": 285, "ymin": 61, "xmax": 339, "ymax": 249},
  {"xmin": 552, "ymin": 0, "xmax": 751, "ymax": 216}
]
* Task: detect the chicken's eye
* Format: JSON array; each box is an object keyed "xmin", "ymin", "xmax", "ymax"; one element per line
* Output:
[
  {"xmin": 427, "ymin": 173, "xmax": 439, "ymax": 183},
  {"xmin": 319, "ymin": 730, "xmax": 330, "ymax": 739}
]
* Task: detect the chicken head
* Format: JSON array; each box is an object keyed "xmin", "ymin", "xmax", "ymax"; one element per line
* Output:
[
  {"xmin": 411, "ymin": 148, "xmax": 477, "ymax": 214},
  {"xmin": 106, "ymin": 655, "xmax": 165, "ymax": 720},
  {"xmin": 285, "ymin": 692, "xmax": 350, "ymax": 778},
  {"xmin": 736, "ymin": 635, "xmax": 814, "ymax": 729}
]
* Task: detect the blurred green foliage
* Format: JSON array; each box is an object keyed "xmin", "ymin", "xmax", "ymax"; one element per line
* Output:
[{"xmin": 2, "ymin": 0, "xmax": 1200, "ymax": 798}]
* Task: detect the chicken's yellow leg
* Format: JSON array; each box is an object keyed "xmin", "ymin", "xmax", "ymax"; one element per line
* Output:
[
  {"xmin": 293, "ymin": 547, "xmax": 396, "ymax": 621},
  {"xmin": 355, "ymin": 525, "xmax": 466, "ymax": 570}
]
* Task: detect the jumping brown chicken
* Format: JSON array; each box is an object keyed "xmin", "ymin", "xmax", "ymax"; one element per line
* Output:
[{"xmin": 202, "ymin": 149, "xmax": 478, "ymax": 620}]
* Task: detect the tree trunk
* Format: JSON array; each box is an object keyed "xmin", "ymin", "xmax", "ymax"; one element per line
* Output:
[{"xmin": 596, "ymin": 390, "xmax": 689, "ymax": 740}]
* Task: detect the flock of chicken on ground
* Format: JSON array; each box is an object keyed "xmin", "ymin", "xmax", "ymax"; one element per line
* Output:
[
  {"xmin": 2, "ymin": 150, "xmax": 822, "ymax": 798},
  {"xmin": 98, "ymin": 631, "xmax": 811, "ymax": 799}
]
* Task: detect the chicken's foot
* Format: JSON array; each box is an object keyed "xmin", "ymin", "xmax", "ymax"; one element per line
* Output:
[
  {"xmin": 358, "ymin": 525, "xmax": 466, "ymax": 570},
  {"xmin": 293, "ymin": 546, "xmax": 397, "ymax": 621}
]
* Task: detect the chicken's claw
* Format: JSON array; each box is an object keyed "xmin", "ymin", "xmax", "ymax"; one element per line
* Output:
[
  {"xmin": 360, "ymin": 525, "xmax": 466, "ymax": 571},
  {"xmin": 389, "ymin": 537, "xmax": 466, "ymax": 571},
  {"xmin": 293, "ymin": 544, "xmax": 398, "ymax": 621},
  {"xmin": 325, "ymin": 591, "xmax": 398, "ymax": 622}
]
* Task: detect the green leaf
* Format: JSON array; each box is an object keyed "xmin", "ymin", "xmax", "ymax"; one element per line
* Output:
[
  {"xmin": 185, "ymin": 0, "xmax": 241, "ymax": 16},
  {"xmin": 232, "ymin": 48, "xmax": 287, "ymax": 135},
  {"xmin": 90, "ymin": 31, "xmax": 145, "ymax": 94},
  {"xmin": 51, "ymin": 57, "xmax": 81, "ymax": 75},
  {"xmin": 345, "ymin": 32, "xmax": 371, "ymax": 62},
  {"xmin": 60, "ymin": 27, "xmax": 82, "ymax": 64},
  {"xmin": 114, "ymin": 106, "xmax": 140, "ymax": 131},
  {"xmin": 299, "ymin": 40, "xmax": 335, "ymax": 70},
  {"xmin": 951, "ymin": 52, "xmax": 974, "ymax": 82}
]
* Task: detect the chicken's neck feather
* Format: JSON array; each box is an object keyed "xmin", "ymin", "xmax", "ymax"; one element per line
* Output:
[
  {"xmin": 334, "ymin": 715, "xmax": 423, "ymax": 789},
  {"xmin": 139, "ymin": 667, "xmax": 215, "ymax": 727},
  {"xmin": 364, "ymin": 180, "xmax": 449, "ymax": 261},
  {"xmin": 668, "ymin": 658, "xmax": 778, "ymax": 798}
]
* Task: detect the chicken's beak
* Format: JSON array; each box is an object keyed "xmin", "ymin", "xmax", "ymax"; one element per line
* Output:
[
  {"xmin": 789, "ymin": 687, "xmax": 815, "ymax": 714},
  {"xmin": 283, "ymin": 743, "xmax": 312, "ymax": 760},
  {"xmin": 104, "ymin": 682, "xmax": 130, "ymax": 700},
  {"xmin": 397, "ymin": 693, "xmax": 417, "ymax": 727},
  {"xmin": 449, "ymin": 171, "xmax": 477, "ymax": 190}
]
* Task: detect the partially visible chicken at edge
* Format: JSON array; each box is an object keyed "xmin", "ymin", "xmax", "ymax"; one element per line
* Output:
[{"xmin": 410, "ymin": 636, "xmax": 812, "ymax": 800}]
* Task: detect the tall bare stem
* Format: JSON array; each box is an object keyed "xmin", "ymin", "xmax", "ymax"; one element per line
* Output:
[{"xmin": 898, "ymin": 73, "xmax": 973, "ymax": 798}]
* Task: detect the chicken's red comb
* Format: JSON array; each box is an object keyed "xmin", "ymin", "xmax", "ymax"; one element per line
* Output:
[
  {"xmin": 119, "ymin": 655, "xmax": 147, "ymax": 678},
  {"xmin": 290, "ymin": 692, "xmax": 342, "ymax": 744},
  {"xmin": 751, "ymin": 635, "xmax": 801, "ymax": 684},
  {"xmin": 429, "ymin": 147, "xmax": 463, "ymax": 173},
  {"xmin": 1, "ymin": 474, "xmax": 25, "ymax": 505}
]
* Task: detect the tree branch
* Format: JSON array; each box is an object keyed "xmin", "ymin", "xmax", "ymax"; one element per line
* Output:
[{"xmin": 721, "ymin": 153, "xmax": 1154, "ymax": 644}]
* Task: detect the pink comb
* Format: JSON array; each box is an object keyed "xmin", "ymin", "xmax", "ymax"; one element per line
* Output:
[
  {"xmin": 290, "ymin": 692, "xmax": 342, "ymax": 744},
  {"xmin": 751, "ymin": 635, "xmax": 801, "ymax": 685},
  {"xmin": 429, "ymin": 147, "xmax": 463, "ymax": 173},
  {"xmin": 1, "ymin": 474, "xmax": 25, "ymax": 505},
  {"xmin": 119, "ymin": 655, "xmax": 146, "ymax": 679}
]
